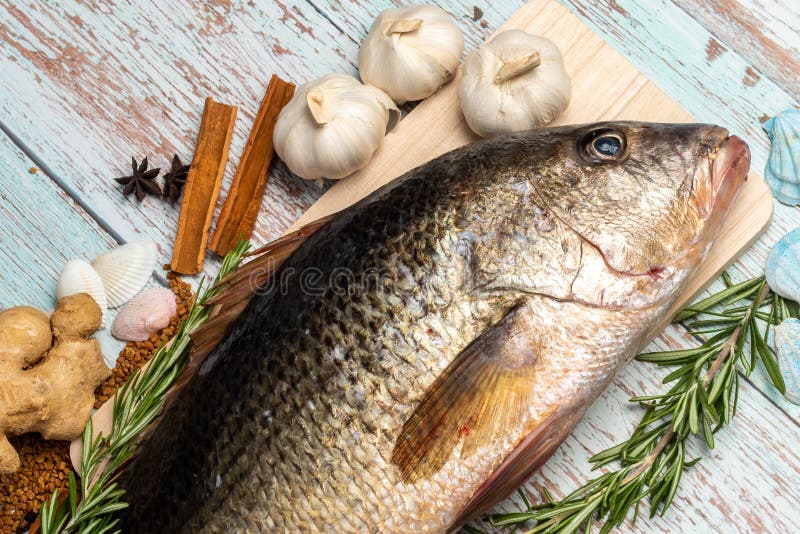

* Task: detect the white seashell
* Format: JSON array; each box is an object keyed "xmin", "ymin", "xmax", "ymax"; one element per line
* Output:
[
  {"xmin": 56, "ymin": 259, "xmax": 108, "ymax": 325},
  {"xmin": 765, "ymin": 227, "xmax": 800, "ymax": 303},
  {"xmin": 763, "ymin": 109, "xmax": 800, "ymax": 206},
  {"xmin": 111, "ymin": 287, "xmax": 177, "ymax": 342},
  {"xmin": 774, "ymin": 318, "xmax": 800, "ymax": 405},
  {"xmin": 92, "ymin": 241, "xmax": 158, "ymax": 308}
]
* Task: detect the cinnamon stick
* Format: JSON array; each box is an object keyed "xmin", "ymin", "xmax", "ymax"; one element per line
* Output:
[
  {"xmin": 171, "ymin": 97, "xmax": 238, "ymax": 274},
  {"xmin": 209, "ymin": 75, "xmax": 295, "ymax": 255}
]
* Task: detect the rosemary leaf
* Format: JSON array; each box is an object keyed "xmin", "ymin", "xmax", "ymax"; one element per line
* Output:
[
  {"xmin": 674, "ymin": 276, "xmax": 763, "ymax": 322},
  {"xmin": 751, "ymin": 316, "xmax": 787, "ymax": 393}
]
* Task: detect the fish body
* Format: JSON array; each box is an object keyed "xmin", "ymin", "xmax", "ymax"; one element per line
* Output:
[{"xmin": 120, "ymin": 122, "xmax": 749, "ymax": 532}]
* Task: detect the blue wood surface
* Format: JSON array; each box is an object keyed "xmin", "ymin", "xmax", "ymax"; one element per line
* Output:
[{"xmin": 0, "ymin": 134, "xmax": 118, "ymax": 310}]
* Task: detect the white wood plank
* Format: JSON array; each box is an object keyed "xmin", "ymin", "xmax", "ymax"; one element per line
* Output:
[{"xmin": 673, "ymin": 0, "xmax": 800, "ymax": 100}]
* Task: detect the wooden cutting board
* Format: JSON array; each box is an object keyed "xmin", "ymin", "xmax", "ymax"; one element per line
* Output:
[{"xmin": 289, "ymin": 0, "xmax": 773, "ymax": 335}]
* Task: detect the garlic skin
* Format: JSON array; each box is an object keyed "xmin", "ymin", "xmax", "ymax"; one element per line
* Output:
[
  {"xmin": 459, "ymin": 30, "xmax": 571, "ymax": 137},
  {"xmin": 359, "ymin": 4, "xmax": 464, "ymax": 104},
  {"xmin": 273, "ymin": 73, "xmax": 399, "ymax": 180}
]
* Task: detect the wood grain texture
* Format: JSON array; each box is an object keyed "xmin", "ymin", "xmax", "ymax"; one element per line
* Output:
[
  {"xmin": 0, "ymin": 0, "xmax": 359, "ymax": 280},
  {"xmin": 1, "ymin": 0, "xmax": 799, "ymax": 531},
  {"xmin": 673, "ymin": 0, "xmax": 800, "ymax": 101}
]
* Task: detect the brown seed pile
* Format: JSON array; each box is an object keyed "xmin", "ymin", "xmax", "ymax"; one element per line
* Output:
[
  {"xmin": 95, "ymin": 274, "xmax": 194, "ymax": 407},
  {"xmin": 0, "ymin": 274, "xmax": 193, "ymax": 533},
  {"xmin": 0, "ymin": 436, "xmax": 71, "ymax": 533}
]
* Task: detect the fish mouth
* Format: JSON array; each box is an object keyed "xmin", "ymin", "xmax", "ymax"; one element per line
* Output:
[
  {"xmin": 694, "ymin": 134, "xmax": 750, "ymax": 218},
  {"xmin": 711, "ymin": 135, "xmax": 750, "ymax": 210}
]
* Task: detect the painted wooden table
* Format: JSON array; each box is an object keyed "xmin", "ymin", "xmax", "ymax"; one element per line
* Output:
[{"xmin": 1, "ymin": 0, "xmax": 798, "ymax": 531}]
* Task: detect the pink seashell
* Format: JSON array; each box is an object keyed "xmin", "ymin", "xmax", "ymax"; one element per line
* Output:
[{"xmin": 111, "ymin": 287, "xmax": 177, "ymax": 342}]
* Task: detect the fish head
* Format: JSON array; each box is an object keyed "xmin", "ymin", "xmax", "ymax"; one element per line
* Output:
[{"xmin": 518, "ymin": 121, "xmax": 749, "ymax": 308}]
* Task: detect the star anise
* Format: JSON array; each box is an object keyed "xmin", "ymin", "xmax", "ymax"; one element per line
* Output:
[
  {"xmin": 115, "ymin": 157, "xmax": 162, "ymax": 202},
  {"xmin": 162, "ymin": 154, "xmax": 191, "ymax": 205}
]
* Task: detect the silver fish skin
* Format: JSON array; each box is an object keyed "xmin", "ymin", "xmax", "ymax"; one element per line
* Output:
[{"xmin": 119, "ymin": 122, "xmax": 749, "ymax": 533}]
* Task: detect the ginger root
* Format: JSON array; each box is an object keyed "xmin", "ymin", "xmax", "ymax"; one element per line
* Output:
[{"xmin": 0, "ymin": 293, "xmax": 111, "ymax": 474}]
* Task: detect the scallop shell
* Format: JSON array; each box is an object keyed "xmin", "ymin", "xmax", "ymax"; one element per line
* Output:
[
  {"xmin": 56, "ymin": 259, "xmax": 108, "ymax": 324},
  {"xmin": 763, "ymin": 109, "xmax": 800, "ymax": 206},
  {"xmin": 92, "ymin": 241, "xmax": 158, "ymax": 308},
  {"xmin": 774, "ymin": 318, "xmax": 800, "ymax": 405},
  {"xmin": 111, "ymin": 287, "xmax": 177, "ymax": 342},
  {"xmin": 765, "ymin": 227, "xmax": 800, "ymax": 303}
]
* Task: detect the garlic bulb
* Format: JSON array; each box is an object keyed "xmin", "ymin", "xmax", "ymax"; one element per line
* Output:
[
  {"xmin": 359, "ymin": 4, "xmax": 464, "ymax": 104},
  {"xmin": 459, "ymin": 30, "xmax": 571, "ymax": 137},
  {"xmin": 273, "ymin": 73, "xmax": 399, "ymax": 180}
]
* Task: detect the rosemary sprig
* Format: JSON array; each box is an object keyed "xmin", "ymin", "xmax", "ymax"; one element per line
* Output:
[
  {"xmin": 38, "ymin": 240, "xmax": 250, "ymax": 534},
  {"xmin": 483, "ymin": 275, "xmax": 795, "ymax": 534}
]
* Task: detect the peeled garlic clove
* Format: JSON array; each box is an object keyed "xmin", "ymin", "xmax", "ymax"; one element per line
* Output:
[
  {"xmin": 273, "ymin": 73, "xmax": 399, "ymax": 180},
  {"xmin": 111, "ymin": 287, "xmax": 177, "ymax": 342},
  {"xmin": 359, "ymin": 4, "xmax": 464, "ymax": 104},
  {"xmin": 56, "ymin": 259, "xmax": 108, "ymax": 325},
  {"xmin": 459, "ymin": 30, "xmax": 571, "ymax": 137},
  {"xmin": 92, "ymin": 241, "xmax": 158, "ymax": 308}
]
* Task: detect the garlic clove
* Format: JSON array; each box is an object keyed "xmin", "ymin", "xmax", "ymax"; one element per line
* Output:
[
  {"xmin": 273, "ymin": 73, "xmax": 399, "ymax": 181},
  {"xmin": 459, "ymin": 30, "xmax": 571, "ymax": 137},
  {"xmin": 359, "ymin": 5, "xmax": 464, "ymax": 104}
]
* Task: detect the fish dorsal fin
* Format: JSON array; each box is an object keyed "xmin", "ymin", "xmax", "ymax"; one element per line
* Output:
[{"xmin": 392, "ymin": 305, "xmax": 541, "ymax": 483}]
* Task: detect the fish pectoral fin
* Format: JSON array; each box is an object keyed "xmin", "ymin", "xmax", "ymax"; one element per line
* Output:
[{"xmin": 391, "ymin": 305, "xmax": 540, "ymax": 483}]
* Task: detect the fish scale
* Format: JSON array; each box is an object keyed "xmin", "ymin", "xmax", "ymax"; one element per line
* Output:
[{"xmin": 119, "ymin": 122, "xmax": 747, "ymax": 532}]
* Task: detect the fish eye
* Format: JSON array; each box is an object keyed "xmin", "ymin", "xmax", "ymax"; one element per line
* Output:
[
  {"xmin": 594, "ymin": 136, "xmax": 621, "ymax": 156},
  {"xmin": 580, "ymin": 129, "xmax": 627, "ymax": 162}
]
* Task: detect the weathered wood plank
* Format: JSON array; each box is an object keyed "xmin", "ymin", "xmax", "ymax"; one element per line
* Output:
[
  {"xmin": 0, "ymin": 131, "xmax": 125, "ymax": 363},
  {"xmin": 673, "ymin": 0, "xmax": 800, "ymax": 101}
]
